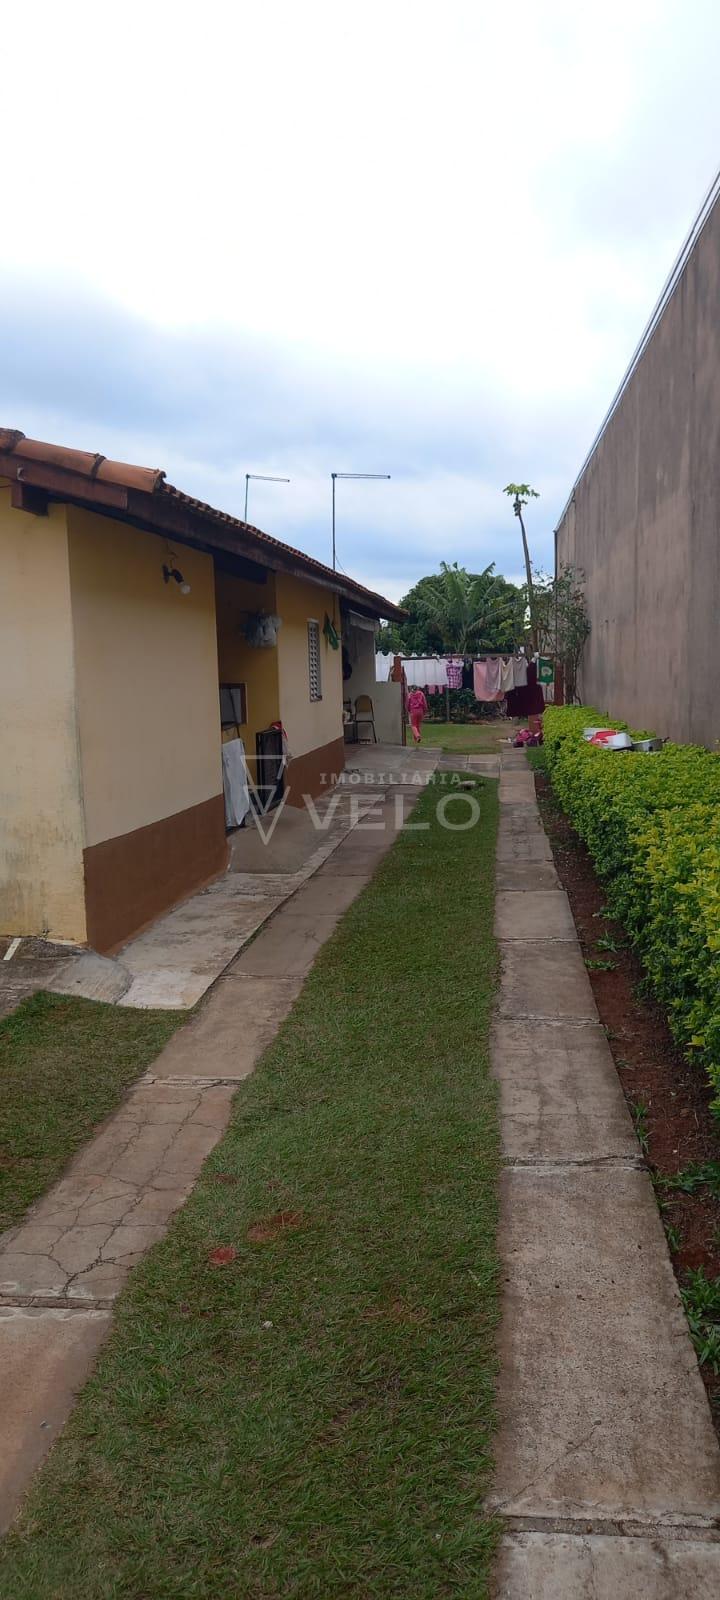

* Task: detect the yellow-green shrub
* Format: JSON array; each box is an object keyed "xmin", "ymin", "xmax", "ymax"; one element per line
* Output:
[{"xmin": 543, "ymin": 706, "xmax": 720, "ymax": 1109}]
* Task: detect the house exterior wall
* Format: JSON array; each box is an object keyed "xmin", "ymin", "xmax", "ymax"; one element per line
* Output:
[
  {"xmin": 275, "ymin": 572, "xmax": 345, "ymax": 800},
  {"xmin": 343, "ymin": 622, "xmax": 404, "ymax": 743},
  {"xmin": 67, "ymin": 507, "xmax": 227, "ymax": 950},
  {"xmin": 0, "ymin": 489, "xmax": 88, "ymax": 942},
  {"xmin": 214, "ymin": 567, "xmax": 280, "ymax": 784},
  {"xmin": 556, "ymin": 193, "xmax": 720, "ymax": 744}
]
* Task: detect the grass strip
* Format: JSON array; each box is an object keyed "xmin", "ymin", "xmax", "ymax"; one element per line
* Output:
[
  {"xmin": 420, "ymin": 721, "xmax": 507, "ymax": 753},
  {"xmin": 0, "ymin": 776, "xmax": 501, "ymax": 1599},
  {"xmin": 0, "ymin": 993, "xmax": 182, "ymax": 1229}
]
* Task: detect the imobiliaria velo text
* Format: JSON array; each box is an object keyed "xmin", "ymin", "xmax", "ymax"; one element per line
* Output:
[{"xmin": 250, "ymin": 767, "xmax": 482, "ymax": 844}]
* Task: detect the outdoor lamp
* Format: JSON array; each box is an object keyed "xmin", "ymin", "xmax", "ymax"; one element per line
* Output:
[{"xmin": 163, "ymin": 563, "xmax": 191, "ymax": 595}]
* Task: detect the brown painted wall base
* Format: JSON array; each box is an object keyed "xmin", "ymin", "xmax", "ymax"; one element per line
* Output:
[
  {"xmin": 284, "ymin": 736, "xmax": 345, "ymax": 806},
  {"xmin": 84, "ymin": 793, "xmax": 228, "ymax": 953}
]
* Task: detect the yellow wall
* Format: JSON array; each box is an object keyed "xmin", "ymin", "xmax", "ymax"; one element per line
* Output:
[
  {"xmin": 0, "ymin": 488, "xmax": 88, "ymax": 940},
  {"xmin": 275, "ymin": 573, "xmax": 343, "ymax": 757},
  {"xmin": 214, "ymin": 568, "xmax": 280, "ymax": 783},
  {"xmin": 67, "ymin": 508, "xmax": 222, "ymax": 847}
]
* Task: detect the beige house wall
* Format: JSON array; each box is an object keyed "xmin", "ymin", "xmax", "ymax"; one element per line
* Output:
[
  {"xmin": 214, "ymin": 568, "xmax": 280, "ymax": 783},
  {"xmin": 275, "ymin": 573, "xmax": 343, "ymax": 760},
  {"xmin": 343, "ymin": 621, "xmax": 403, "ymax": 743},
  {"xmin": 0, "ymin": 488, "xmax": 87, "ymax": 941},
  {"xmin": 66, "ymin": 508, "xmax": 227, "ymax": 951},
  {"xmin": 67, "ymin": 507, "xmax": 222, "ymax": 846}
]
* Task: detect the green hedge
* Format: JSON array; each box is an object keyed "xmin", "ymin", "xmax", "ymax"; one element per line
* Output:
[{"xmin": 543, "ymin": 706, "xmax": 720, "ymax": 1111}]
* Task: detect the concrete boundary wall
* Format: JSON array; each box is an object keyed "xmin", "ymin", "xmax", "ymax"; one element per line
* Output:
[{"xmin": 556, "ymin": 193, "xmax": 720, "ymax": 745}]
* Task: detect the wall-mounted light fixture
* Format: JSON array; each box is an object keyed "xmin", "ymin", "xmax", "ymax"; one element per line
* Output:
[{"xmin": 163, "ymin": 563, "xmax": 191, "ymax": 595}]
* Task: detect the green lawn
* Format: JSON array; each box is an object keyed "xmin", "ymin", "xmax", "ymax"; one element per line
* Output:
[
  {"xmin": 0, "ymin": 993, "xmax": 182, "ymax": 1230},
  {"xmin": 421, "ymin": 720, "xmax": 509, "ymax": 754},
  {"xmin": 0, "ymin": 776, "xmax": 502, "ymax": 1600}
]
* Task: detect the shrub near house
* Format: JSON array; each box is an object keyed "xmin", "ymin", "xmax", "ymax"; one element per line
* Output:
[{"xmin": 543, "ymin": 706, "xmax": 720, "ymax": 1111}]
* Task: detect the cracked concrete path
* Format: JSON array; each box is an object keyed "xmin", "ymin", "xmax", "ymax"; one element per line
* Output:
[
  {"xmin": 489, "ymin": 749, "xmax": 720, "ymax": 1597},
  {"xmin": 0, "ymin": 754, "xmax": 436, "ymax": 1534},
  {"xmin": 47, "ymin": 777, "xmax": 407, "ymax": 1011}
]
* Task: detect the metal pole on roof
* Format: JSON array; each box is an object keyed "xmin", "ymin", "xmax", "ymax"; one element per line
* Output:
[
  {"xmin": 244, "ymin": 473, "xmax": 290, "ymax": 524},
  {"xmin": 330, "ymin": 471, "xmax": 391, "ymax": 571}
]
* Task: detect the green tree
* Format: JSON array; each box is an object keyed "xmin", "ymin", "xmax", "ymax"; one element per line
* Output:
[
  {"xmin": 401, "ymin": 561, "xmax": 523, "ymax": 654},
  {"xmin": 533, "ymin": 565, "xmax": 590, "ymax": 704},
  {"xmin": 503, "ymin": 482, "xmax": 539, "ymax": 648},
  {"xmin": 377, "ymin": 564, "xmax": 524, "ymax": 657}
]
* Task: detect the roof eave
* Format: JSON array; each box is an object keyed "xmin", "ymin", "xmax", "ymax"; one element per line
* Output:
[{"xmin": 1, "ymin": 455, "xmax": 406, "ymax": 622}]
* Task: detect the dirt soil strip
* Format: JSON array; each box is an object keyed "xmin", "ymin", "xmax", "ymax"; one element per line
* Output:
[{"xmin": 534, "ymin": 767, "xmax": 720, "ymax": 1430}]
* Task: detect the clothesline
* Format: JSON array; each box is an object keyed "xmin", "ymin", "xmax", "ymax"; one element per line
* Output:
[{"xmin": 375, "ymin": 650, "xmax": 553, "ymax": 704}]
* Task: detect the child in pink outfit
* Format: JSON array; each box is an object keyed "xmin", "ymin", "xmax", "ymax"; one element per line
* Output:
[{"xmin": 407, "ymin": 686, "xmax": 428, "ymax": 744}]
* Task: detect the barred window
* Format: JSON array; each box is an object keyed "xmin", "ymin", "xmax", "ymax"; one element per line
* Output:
[{"xmin": 307, "ymin": 620, "xmax": 322, "ymax": 701}]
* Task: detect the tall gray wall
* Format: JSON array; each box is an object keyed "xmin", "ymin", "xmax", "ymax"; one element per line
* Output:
[{"xmin": 556, "ymin": 193, "xmax": 720, "ymax": 744}]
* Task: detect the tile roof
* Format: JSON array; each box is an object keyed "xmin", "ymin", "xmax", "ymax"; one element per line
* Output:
[{"xmin": 0, "ymin": 429, "xmax": 404, "ymax": 620}]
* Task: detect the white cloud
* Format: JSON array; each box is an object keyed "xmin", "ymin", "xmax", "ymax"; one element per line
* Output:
[{"xmin": 2, "ymin": 0, "xmax": 720, "ymax": 598}]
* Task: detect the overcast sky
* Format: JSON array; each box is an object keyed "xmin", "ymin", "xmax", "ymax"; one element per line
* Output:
[{"xmin": 2, "ymin": 0, "xmax": 720, "ymax": 600}]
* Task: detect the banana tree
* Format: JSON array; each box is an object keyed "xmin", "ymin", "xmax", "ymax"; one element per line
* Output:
[{"xmin": 413, "ymin": 560, "xmax": 522, "ymax": 654}]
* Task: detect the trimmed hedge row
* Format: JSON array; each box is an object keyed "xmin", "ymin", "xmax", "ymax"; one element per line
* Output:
[{"xmin": 543, "ymin": 705, "xmax": 720, "ymax": 1111}]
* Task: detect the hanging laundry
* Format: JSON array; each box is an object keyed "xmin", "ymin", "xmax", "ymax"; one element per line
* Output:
[
  {"xmin": 402, "ymin": 657, "xmax": 448, "ymax": 689},
  {"xmin": 222, "ymin": 736, "xmax": 251, "ymax": 828},
  {"xmin": 446, "ymin": 658, "xmax": 464, "ymax": 689},
  {"xmin": 473, "ymin": 658, "xmax": 504, "ymax": 702},
  {"xmin": 506, "ymin": 659, "xmax": 544, "ymax": 717},
  {"xmin": 500, "ymin": 657, "xmax": 515, "ymax": 693},
  {"xmin": 512, "ymin": 656, "xmax": 528, "ymax": 687}
]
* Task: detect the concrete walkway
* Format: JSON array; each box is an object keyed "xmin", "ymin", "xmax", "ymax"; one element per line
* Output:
[
  {"xmin": 0, "ymin": 749, "xmax": 438, "ymax": 1533},
  {"xmin": 490, "ymin": 749, "xmax": 720, "ymax": 1596}
]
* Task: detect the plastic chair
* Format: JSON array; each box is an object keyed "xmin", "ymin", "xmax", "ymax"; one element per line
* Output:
[{"xmin": 354, "ymin": 693, "xmax": 377, "ymax": 743}]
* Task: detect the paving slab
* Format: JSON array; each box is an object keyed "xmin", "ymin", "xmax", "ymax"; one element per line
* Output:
[
  {"xmin": 148, "ymin": 974, "xmax": 303, "ymax": 1080},
  {"xmin": 0, "ymin": 1305, "xmax": 111, "ymax": 1534},
  {"xmin": 499, "ymin": 748, "xmax": 530, "ymax": 769},
  {"xmin": 495, "ymin": 859, "xmax": 560, "ymax": 892},
  {"xmin": 499, "ymin": 779, "xmax": 537, "ymax": 805},
  {"xmin": 492, "ymin": 1018, "xmax": 637, "ymax": 1160},
  {"xmin": 437, "ymin": 753, "xmax": 469, "ymax": 770},
  {"xmin": 229, "ymin": 912, "xmax": 344, "ymax": 978},
  {"xmin": 488, "ymin": 1166, "xmax": 720, "ymax": 1523},
  {"xmin": 0, "ymin": 1081, "xmax": 235, "ymax": 1303},
  {"xmin": 498, "ymin": 803, "xmax": 544, "ymax": 829},
  {"xmin": 120, "ymin": 895, "xmax": 284, "ymax": 977},
  {"xmin": 499, "ymin": 940, "xmax": 598, "ymax": 1019},
  {"xmin": 467, "ymin": 754, "xmax": 501, "ymax": 775},
  {"xmin": 496, "ymin": 814, "xmax": 552, "ymax": 865},
  {"xmin": 494, "ymin": 1532, "xmax": 720, "ymax": 1598},
  {"xmin": 495, "ymin": 889, "xmax": 576, "ymax": 941},
  {"xmin": 280, "ymin": 873, "xmax": 371, "ymax": 920},
  {"xmin": 310, "ymin": 839, "xmax": 397, "ymax": 876}
]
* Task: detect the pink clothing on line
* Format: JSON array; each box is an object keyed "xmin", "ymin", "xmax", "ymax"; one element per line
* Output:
[{"xmin": 473, "ymin": 658, "xmax": 504, "ymax": 702}]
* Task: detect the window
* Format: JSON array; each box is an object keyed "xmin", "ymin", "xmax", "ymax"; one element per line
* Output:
[
  {"xmin": 307, "ymin": 620, "xmax": 322, "ymax": 701},
  {"xmin": 219, "ymin": 682, "xmax": 248, "ymax": 728}
]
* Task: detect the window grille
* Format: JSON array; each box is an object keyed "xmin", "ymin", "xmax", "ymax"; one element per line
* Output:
[{"xmin": 308, "ymin": 620, "xmax": 322, "ymax": 700}]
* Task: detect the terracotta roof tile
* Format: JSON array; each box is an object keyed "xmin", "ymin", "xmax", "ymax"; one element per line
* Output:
[
  {"xmin": 0, "ymin": 430, "xmax": 165, "ymax": 495},
  {"xmin": 0, "ymin": 429, "xmax": 403, "ymax": 618}
]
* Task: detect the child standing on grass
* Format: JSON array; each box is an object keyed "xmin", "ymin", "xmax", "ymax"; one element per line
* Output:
[{"xmin": 407, "ymin": 685, "xmax": 428, "ymax": 744}]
